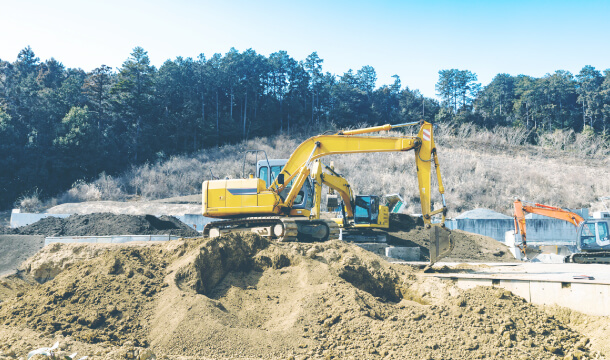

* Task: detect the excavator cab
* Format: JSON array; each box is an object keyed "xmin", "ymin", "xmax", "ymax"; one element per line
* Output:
[
  {"xmin": 578, "ymin": 220, "xmax": 610, "ymax": 250},
  {"xmin": 353, "ymin": 195, "xmax": 380, "ymax": 225},
  {"xmin": 256, "ymin": 159, "xmax": 314, "ymax": 211}
]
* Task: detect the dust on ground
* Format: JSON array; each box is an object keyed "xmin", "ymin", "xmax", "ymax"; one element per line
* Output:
[
  {"xmin": 386, "ymin": 213, "xmax": 514, "ymax": 262},
  {"xmin": 0, "ymin": 233, "xmax": 604, "ymax": 359}
]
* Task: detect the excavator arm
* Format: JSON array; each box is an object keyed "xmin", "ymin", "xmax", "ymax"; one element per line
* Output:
[
  {"xmin": 512, "ymin": 199, "xmax": 585, "ymax": 256},
  {"xmin": 309, "ymin": 160, "xmax": 355, "ymax": 221},
  {"xmin": 271, "ymin": 121, "xmax": 447, "ymax": 226}
]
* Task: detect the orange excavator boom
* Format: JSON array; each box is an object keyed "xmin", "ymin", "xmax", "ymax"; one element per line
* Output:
[{"xmin": 512, "ymin": 199, "xmax": 585, "ymax": 255}]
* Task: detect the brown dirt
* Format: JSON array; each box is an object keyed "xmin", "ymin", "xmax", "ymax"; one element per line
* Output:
[
  {"xmin": 0, "ymin": 234, "xmax": 604, "ymax": 359},
  {"xmin": 386, "ymin": 213, "xmax": 515, "ymax": 262},
  {"xmin": 12, "ymin": 213, "xmax": 199, "ymax": 237}
]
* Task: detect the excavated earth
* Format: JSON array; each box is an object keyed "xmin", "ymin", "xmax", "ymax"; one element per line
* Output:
[
  {"xmin": 0, "ymin": 233, "xmax": 607, "ymax": 359},
  {"xmin": 386, "ymin": 214, "xmax": 514, "ymax": 262}
]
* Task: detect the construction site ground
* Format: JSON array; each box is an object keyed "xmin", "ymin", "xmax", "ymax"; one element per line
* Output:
[{"xmin": 0, "ymin": 202, "xmax": 608, "ymax": 359}]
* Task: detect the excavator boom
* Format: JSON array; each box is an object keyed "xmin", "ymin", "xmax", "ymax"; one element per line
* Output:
[
  {"xmin": 513, "ymin": 199, "xmax": 585, "ymax": 256},
  {"xmin": 269, "ymin": 121, "xmax": 447, "ymax": 225}
]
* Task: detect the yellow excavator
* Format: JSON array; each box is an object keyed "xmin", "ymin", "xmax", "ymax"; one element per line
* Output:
[
  {"xmin": 202, "ymin": 121, "xmax": 454, "ymax": 263},
  {"xmin": 309, "ymin": 159, "xmax": 390, "ymax": 230}
]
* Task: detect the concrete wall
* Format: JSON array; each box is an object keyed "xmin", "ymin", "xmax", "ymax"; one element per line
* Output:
[
  {"xmin": 446, "ymin": 219, "xmax": 513, "ymax": 243},
  {"xmin": 447, "ymin": 218, "xmax": 579, "ymax": 245}
]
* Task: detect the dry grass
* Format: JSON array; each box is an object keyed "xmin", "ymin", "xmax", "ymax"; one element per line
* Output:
[{"xmin": 54, "ymin": 124, "xmax": 609, "ymax": 217}]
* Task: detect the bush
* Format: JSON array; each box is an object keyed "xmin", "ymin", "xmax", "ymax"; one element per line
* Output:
[{"xmin": 15, "ymin": 188, "xmax": 44, "ymax": 212}]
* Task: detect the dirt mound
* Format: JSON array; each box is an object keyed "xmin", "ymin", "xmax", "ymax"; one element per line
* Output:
[
  {"xmin": 387, "ymin": 214, "xmax": 514, "ymax": 262},
  {"xmin": 15, "ymin": 213, "xmax": 199, "ymax": 237},
  {"xmin": 388, "ymin": 213, "xmax": 424, "ymax": 231},
  {"xmin": 0, "ymin": 234, "xmax": 600, "ymax": 359},
  {"xmin": 0, "ymin": 243, "xmax": 174, "ymax": 346}
]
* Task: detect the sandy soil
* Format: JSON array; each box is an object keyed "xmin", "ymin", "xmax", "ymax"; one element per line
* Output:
[{"xmin": 0, "ymin": 234, "xmax": 606, "ymax": 359}]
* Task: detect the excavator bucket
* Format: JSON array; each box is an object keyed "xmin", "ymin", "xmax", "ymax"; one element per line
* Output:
[{"xmin": 429, "ymin": 226, "xmax": 454, "ymax": 265}]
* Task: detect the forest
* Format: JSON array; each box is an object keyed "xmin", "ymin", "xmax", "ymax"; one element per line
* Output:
[{"xmin": 1, "ymin": 46, "xmax": 609, "ymax": 208}]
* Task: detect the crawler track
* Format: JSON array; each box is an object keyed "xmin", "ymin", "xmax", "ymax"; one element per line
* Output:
[
  {"xmin": 203, "ymin": 217, "xmax": 340, "ymax": 242},
  {"xmin": 566, "ymin": 251, "xmax": 610, "ymax": 264}
]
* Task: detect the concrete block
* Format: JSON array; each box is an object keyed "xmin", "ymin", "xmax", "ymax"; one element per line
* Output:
[
  {"xmin": 355, "ymin": 243, "xmax": 388, "ymax": 256},
  {"xmin": 385, "ymin": 246, "xmax": 420, "ymax": 261},
  {"xmin": 528, "ymin": 281, "xmax": 610, "ymax": 316},
  {"xmin": 340, "ymin": 229, "xmax": 386, "ymax": 242}
]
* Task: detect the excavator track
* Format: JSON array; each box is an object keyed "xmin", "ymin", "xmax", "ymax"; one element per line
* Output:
[
  {"xmin": 203, "ymin": 217, "xmax": 340, "ymax": 242},
  {"xmin": 566, "ymin": 252, "xmax": 610, "ymax": 264}
]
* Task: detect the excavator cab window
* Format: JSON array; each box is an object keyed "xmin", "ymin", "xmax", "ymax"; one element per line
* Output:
[
  {"xmin": 259, "ymin": 166, "xmax": 269, "ymax": 186},
  {"xmin": 581, "ymin": 223, "xmax": 597, "ymax": 246},
  {"xmin": 354, "ymin": 196, "xmax": 379, "ymax": 224},
  {"xmin": 598, "ymin": 222, "xmax": 609, "ymax": 243}
]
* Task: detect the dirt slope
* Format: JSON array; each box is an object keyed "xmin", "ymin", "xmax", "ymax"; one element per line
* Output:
[
  {"xmin": 0, "ymin": 234, "xmax": 601, "ymax": 359},
  {"xmin": 387, "ymin": 214, "xmax": 514, "ymax": 262}
]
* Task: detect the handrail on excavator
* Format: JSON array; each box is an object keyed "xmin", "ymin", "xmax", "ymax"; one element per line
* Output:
[{"xmin": 337, "ymin": 121, "xmax": 421, "ymax": 136}]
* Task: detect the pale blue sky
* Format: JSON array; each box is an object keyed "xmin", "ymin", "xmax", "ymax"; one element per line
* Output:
[{"xmin": 1, "ymin": 0, "xmax": 609, "ymax": 97}]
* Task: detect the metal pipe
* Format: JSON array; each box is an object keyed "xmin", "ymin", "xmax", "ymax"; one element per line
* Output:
[{"xmin": 339, "ymin": 121, "xmax": 420, "ymax": 136}]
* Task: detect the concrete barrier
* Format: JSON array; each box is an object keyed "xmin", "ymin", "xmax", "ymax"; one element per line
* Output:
[
  {"xmin": 429, "ymin": 262, "xmax": 610, "ymax": 316},
  {"xmin": 385, "ymin": 246, "xmax": 420, "ymax": 261}
]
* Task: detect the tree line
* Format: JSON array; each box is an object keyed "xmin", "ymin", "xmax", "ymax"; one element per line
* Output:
[
  {"xmin": 0, "ymin": 46, "xmax": 608, "ymax": 208},
  {"xmin": 436, "ymin": 67, "xmax": 610, "ymax": 133}
]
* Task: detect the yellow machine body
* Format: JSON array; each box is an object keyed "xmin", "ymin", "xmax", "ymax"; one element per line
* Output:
[{"xmin": 203, "ymin": 178, "xmax": 280, "ymax": 217}]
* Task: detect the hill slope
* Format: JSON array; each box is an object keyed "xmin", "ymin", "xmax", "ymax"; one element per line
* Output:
[{"xmin": 34, "ymin": 124, "xmax": 609, "ymax": 218}]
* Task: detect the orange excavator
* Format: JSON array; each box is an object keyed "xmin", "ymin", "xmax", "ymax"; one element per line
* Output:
[{"xmin": 512, "ymin": 199, "xmax": 610, "ymax": 263}]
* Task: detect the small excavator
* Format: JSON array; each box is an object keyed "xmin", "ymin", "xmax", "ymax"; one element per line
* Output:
[
  {"xmin": 202, "ymin": 121, "xmax": 454, "ymax": 264},
  {"xmin": 257, "ymin": 158, "xmax": 393, "ymax": 235},
  {"xmin": 512, "ymin": 199, "xmax": 610, "ymax": 263}
]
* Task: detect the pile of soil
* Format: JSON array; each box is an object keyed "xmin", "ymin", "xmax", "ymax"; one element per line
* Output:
[
  {"xmin": 0, "ymin": 234, "xmax": 602, "ymax": 359},
  {"xmin": 387, "ymin": 213, "xmax": 514, "ymax": 262},
  {"xmin": 9, "ymin": 213, "xmax": 199, "ymax": 238}
]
